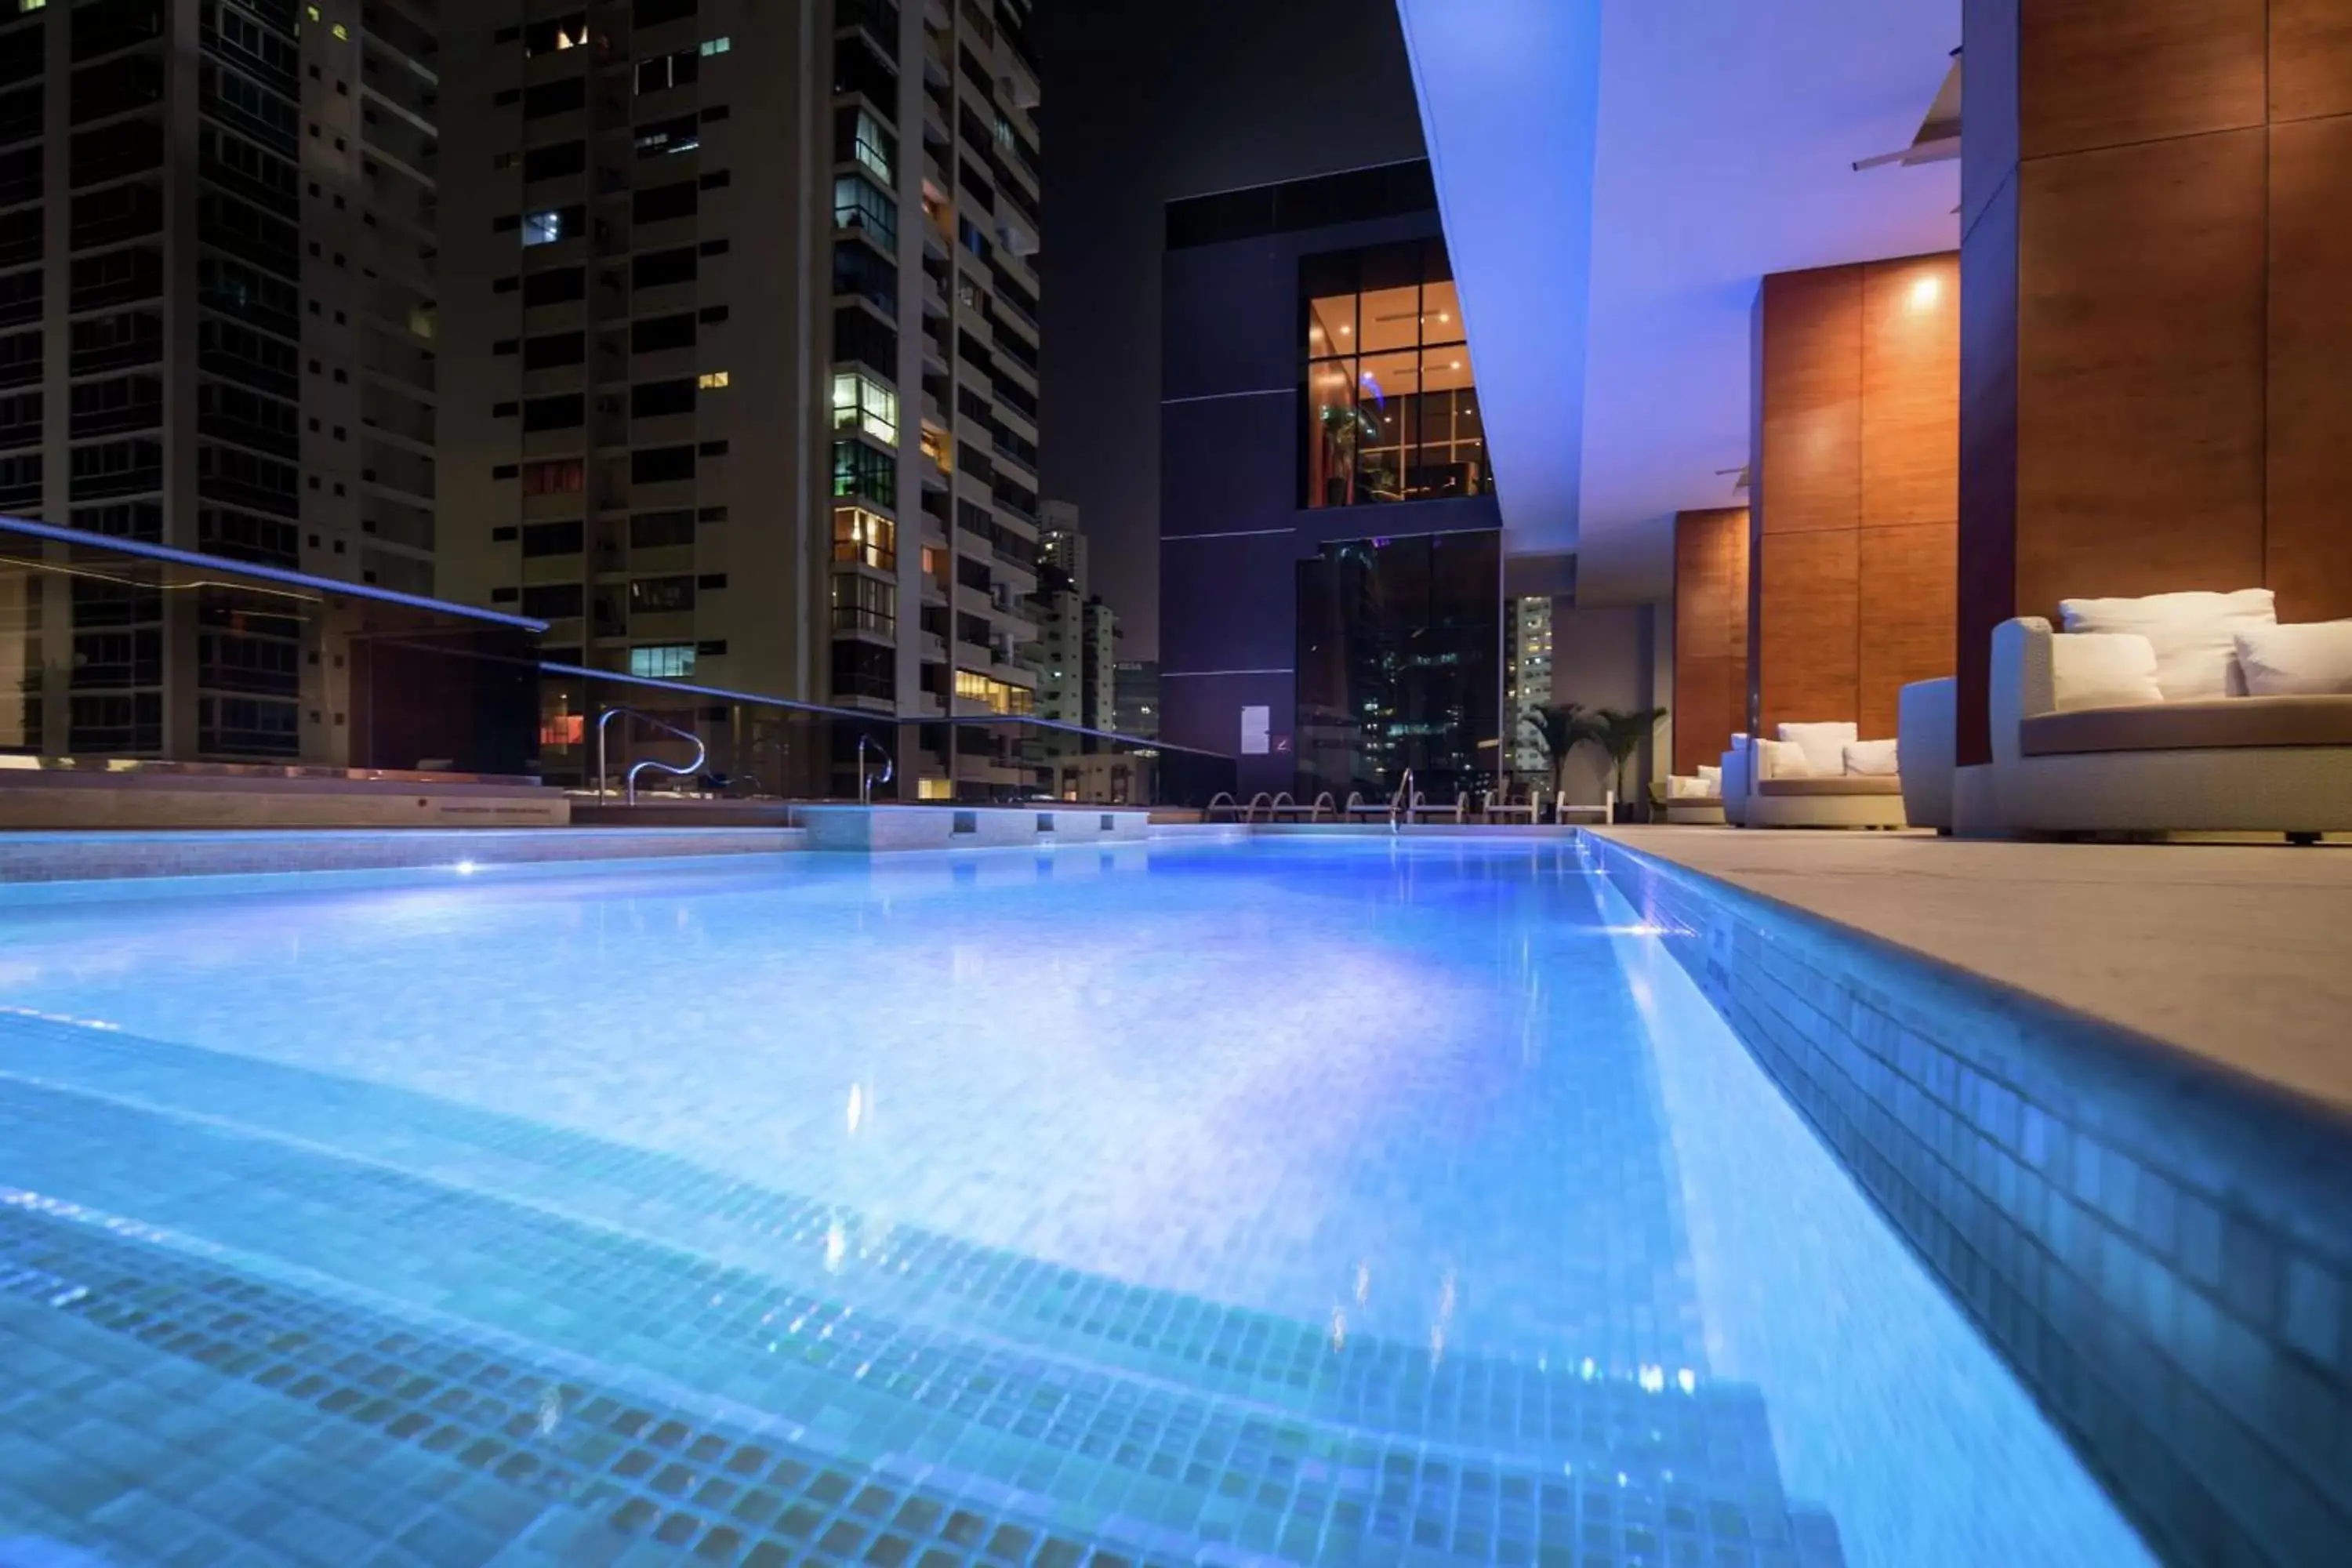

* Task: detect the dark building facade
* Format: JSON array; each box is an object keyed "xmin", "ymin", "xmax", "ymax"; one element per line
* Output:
[{"xmin": 1158, "ymin": 159, "xmax": 1501, "ymax": 802}]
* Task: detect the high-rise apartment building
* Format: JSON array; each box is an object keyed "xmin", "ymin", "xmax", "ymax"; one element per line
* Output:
[
  {"xmin": 1505, "ymin": 593, "xmax": 1552, "ymax": 776},
  {"xmin": 1112, "ymin": 659, "xmax": 1156, "ymax": 739},
  {"xmin": 1031, "ymin": 498, "xmax": 1114, "ymax": 730},
  {"xmin": 0, "ymin": 0, "xmax": 440, "ymax": 757},
  {"xmin": 438, "ymin": 0, "xmax": 1042, "ymax": 794}
]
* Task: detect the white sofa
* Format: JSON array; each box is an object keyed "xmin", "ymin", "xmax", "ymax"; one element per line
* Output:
[
  {"xmin": 1737, "ymin": 721, "xmax": 1908, "ymax": 829},
  {"xmin": 1660, "ymin": 763, "xmax": 1726, "ymax": 824},
  {"xmin": 1896, "ymin": 677, "xmax": 1957, "ymax": 833},
  {"xmin": 1719, "ymin": 735, "xmax": 1752, "ymax": 826},
  {"xmin": 1982, "ymin": 612, "xmax": 2352, "ymax": 838}
]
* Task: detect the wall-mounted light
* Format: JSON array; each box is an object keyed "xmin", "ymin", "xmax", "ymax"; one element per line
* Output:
[{"xmin": 1908, "ymin": 274, "xmax": 1941, "ymax": 312}]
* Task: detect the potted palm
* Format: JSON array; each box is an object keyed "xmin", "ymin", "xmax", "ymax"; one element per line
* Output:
[
  {"xmin": 1518, "ymin": 702, "xmax": 1603, "ymax": 820},
  {"xmin": 1595, "ymin": 706, "xmax": 1668, "ymax": 822}
]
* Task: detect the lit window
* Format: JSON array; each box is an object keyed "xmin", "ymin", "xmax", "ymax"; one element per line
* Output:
[
  {"xmin": 833, "ymin": 174, "xmax": 897, "ymax": 248},
  {"xmin": 305, "ymin": 4, "xmax": 319, "ymax": 16},
  {"xmin": 629, "ymin": 643, "xmax": 696, "ymax": 679},
  {"xmin": 699, "ymin": 35, "xmax": 730, "ymax": 55},
  {"xmin": 332, "ymin": 20, "xmax": 348, "ymax": 38},
  {"xmin": 698, "ymin": 370, "xmax": 728, "ymax": 389},
  {"xmin": 830, "ymin": 370, "xmax": 897, "ymax": 444},
  {"xmin": 843, "ymin": 107, "xmax": 892, "ymax": 184},
  {"xmin": 956, "ymin": 669, "xmax": 1033, "ymax": 716},
  {"xmin": 832, "ymin": 506, "xmax": 895, "ymax": 569},
  {"xmin": 521, "ymin": 208, "xmax": 572, "ymax": 246}
]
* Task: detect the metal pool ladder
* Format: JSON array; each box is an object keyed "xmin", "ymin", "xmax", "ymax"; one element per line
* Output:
[
  {"xmin": 856, "ymin": 734, "xmax": 894, "ymax": 804},
  {"xmin": 595, "ymin": 706, "xmax": 709, "ymax": 804},
  {"xmin": 1392, "ymin": 768, "xmax": 1414, "ymax": 834}
]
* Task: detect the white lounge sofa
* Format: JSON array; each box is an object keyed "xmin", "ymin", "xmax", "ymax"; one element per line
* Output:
[
  {"xmin": 1981, "ymin": 606, "xmax": 2352, "ymax": 839},
  {"xmin": 1659, "ymin": 764, "xmax": 1726, "ymax": 825},
  {"xmin": 1719, "ymin": 735, "xmax": 1752, "ymax": 826},
  {"xmin": 1896, "ymin": 677, "xmax": 1957, "ymax": 833},
  {"xmin": 1740, "ymin": 721, "xmax": 1907, "ymax": 829}
]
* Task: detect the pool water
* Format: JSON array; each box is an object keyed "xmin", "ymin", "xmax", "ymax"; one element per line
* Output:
[{"xmin": 0, "ymin": 838, "xmax": 2151, "ymax": 1566}]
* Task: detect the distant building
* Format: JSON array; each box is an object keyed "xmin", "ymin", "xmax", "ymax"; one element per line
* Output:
[
  {"xmin": 1031, "ymin": 500, "xmax": 1117, "ymax": 729},
  {"xmin": 1506, "ymin": 596, "xmax": 1554, "ymax": 777},
  {"xmin": 1113, "ymin": 661, "xmax": 1159, "ymax": 739}
]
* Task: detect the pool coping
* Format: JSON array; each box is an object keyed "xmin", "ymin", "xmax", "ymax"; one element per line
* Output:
[{"xmin": 1579, "ymin": 829, "xmax": 2352, "ymax": 1564}]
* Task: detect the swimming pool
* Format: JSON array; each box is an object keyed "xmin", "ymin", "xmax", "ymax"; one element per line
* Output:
[{"xmin": 0, "ymin": 837, "xmax": 2151, "ymax": 1566}]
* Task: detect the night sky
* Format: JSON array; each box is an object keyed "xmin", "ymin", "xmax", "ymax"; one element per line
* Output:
[{"xmin": 1033, "ymin": 1, "xmax": 1427, "ymax": 658}]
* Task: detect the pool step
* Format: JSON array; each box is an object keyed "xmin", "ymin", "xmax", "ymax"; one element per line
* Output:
[
  {"xmin": 1, "ymin": 1012, "xmax": 1712, "ymax": 1454},
  {"xmin": 0, "ymin": 1065, "xmax": 1846, "ymax": 1566},
  {"xmin": 0, "ymin": 1192, "xmax": 1197, "ymax": 1568}
]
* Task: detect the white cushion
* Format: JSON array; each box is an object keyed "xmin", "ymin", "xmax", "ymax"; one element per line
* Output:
[
  {"xmin": 2049, "ymin": 631, "xmax": 2165, "ymax": 712},
  {"xmin": 1755, "ymin": 738, "xmax": 1812, "ymax": 779},
  {"xmin": 2233, "ymin": 621, "xmax": 2352, "ymax": 696},
  {"xmin": 1843, "ymin": 739, "xmax": 1900, "ymax": 776},
  {"xmin": 1668, "ymin": 775, "xmax": 1710, "ymax": 799},
  {"xmin": 1776, "ymin": 721, "xmax": 1857, "ymax": 775},
  {"xmin": 2058, "ymin": 588, "xmax": 2275, "ymax": 700},
  {"xmin": 1697, "ymin": 764, "xmax": 1720, "ymax": 792}
]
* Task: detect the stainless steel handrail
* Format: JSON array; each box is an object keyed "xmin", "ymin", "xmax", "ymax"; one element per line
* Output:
[
  {"xmin": 1392, "ymin": 768, "xmax": 1414, "ymax": 835},
  {"xmin": 856, "ymin": 734, "xmax": 894, "ymax": 804},
  {"xmin": 596, "ymin": 706, "xmax": 710, "ymax": 805}
]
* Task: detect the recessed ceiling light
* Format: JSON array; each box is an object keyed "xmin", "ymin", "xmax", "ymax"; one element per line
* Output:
[
  {"xmin": 1338, "ymin": 325, "xmax": 1350, "ymax": 335},
  {"xmin": 1449, "ymin": 360, "xmax": 1462, "ymax": 370}
]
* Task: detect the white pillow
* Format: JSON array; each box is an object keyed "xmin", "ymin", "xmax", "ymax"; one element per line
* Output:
[
  {"xmin": 1697, "ymin": 764, "xmax": 1721, "ymax": 792},
  {"xmin": 2059, "ymin": 588, "xmax": 2275, "ymax": 700},
  {"xmin": 1754, "ymin": 738, "xmax": 1812, "ymax": 779},
  {"xmin": 1668, "ymin": 775, "xmax": 1708, "ymax": 799},
  {"xmin": 2049, "ymin": 631, "xmax": 2165, "ymax": 711},
  {"xmin": 1777, "ymin": 721, "xmax": 1857, "ymax": 775},
  {"xmin": 2233, "ymin": 622, "xmax": 2352, "ymax": 696},
  {"xmin": 1843, "ymin": 739, "xmax": 1900, "ymax": 776}
]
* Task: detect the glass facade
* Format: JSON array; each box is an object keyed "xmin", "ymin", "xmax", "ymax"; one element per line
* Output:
[
  {"xmin": 1294, "ymin": 529, "xmax": 1501, "ymax": 802},
  {"xmin": 1301, "ymin": 240, "xmax": 1489, "ymax": 509}
]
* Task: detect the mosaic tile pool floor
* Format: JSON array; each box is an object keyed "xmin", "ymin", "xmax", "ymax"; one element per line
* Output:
[{"xmin": 0, "ymin": 839, "xmax": 2154, "ymax": 1565}]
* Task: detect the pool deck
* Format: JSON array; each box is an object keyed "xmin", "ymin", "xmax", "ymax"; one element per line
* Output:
[{"xmin": 1594, "ymin": 826, "xmax": 2352, "ymax": 1117}]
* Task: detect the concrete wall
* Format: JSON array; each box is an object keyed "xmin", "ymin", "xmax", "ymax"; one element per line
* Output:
[{"xmin": 1545, "ymin": 601, "xmax": 1662, "ymax": 807}]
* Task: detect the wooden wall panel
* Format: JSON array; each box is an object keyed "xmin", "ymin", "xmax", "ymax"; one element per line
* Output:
[
  {"xmin": 2019, "ymin": 0, "xmax": 2267, "ymax": 158},
  {"xmin": 2270, "ymin": 0, "xmax": 2352, "ymax": 122},
  {"xmin": 1671, "ymin": 507, "xmax": 1748, "ymax": 775},
  {"xmin": 2266, "ymin": 114, "xmax": 2352, "ymax": 622},
  {"xmin": 1756, "ymin": 530, "xmax": 1858, "ymax": 738},
  {"xmin": 1757, "ymin": 268, "xmax": 1861, "ymax": 535},
  {"xmin": 1860, "ymin": 256, "xmax": 1962, "ymax": 530},
  {"xmin": 1859, "ymin": 524, "xmax": 1958, "ymax": 742},
  {"xmin": 2013, "ymin": 130, "xmax": 2268, "ymax": 622}
]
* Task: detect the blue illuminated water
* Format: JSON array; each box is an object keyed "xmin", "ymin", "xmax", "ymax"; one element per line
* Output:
[{"xmin": 0, "ymin": 838, "xmax": 2150, "ymax": 1566}]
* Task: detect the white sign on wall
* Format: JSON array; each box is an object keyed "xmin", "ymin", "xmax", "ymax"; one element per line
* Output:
[{"xmin": 1240, "ymin": 705, "xmax": 1271, "ymax": 755}]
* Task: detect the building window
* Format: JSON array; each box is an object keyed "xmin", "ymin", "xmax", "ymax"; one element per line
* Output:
[
  {"xmin": 524, "ymin": 12, "xmax": 588, "ymax": 55},
  {"xmin": 699, "ymin": 35, "xmax": 729, "ymax": 55},
  {"xmin": 830, "ymin": 369, "xmax": 896, "ymax": 444},
  {"xmin": 1301, "ymin": 239, "xmax": 1488, "ymax": 508},
  {"xmin": 698, "ymin": 369, "xmax": 728, "ymax": 390},
  {"xmin": 521, "ymin": 520, "xmax": 584, "ymax": 557},
  {"xmin": 832, "ymin": 505, "xmax": 895, "ymax": 570},
  {"xmin": 630, "ymin": 509, "xmax": 695, "ymax": 548},
  {"xmin": 630, "ymin": 643, "xmax": 695, "ymax": 679},
  {"xmin": 835, "ymin": 105, "xmax": 894, "ymax": 184},
  {"xmin": 636, "ymin": 45, "xmax": 698, "ymax": 93},
  {"xmin": 520, "ymin": 458, "xmax": 585, "ymax": 495},
  {"xmin": 633, "ymin": 114, "xmax": 699, "ymax": 158},
  {"xmin": 521, "ymin": 205, "xmax": 581, "ymax": 246},
  {"xmin": 520, "ymin": 583, "xmax": 584, "ymax": 619},
  {"xmin": 830, "ymin": 438, "xmax": 894, "ymax": 506},
  {"xmin": 832, "ymin": 173, "xmax": 895, "ymax": 248},
  {"xmin": 630, "ymin": 575, "xmax": 694, "ymax": 613},
  {"xmin": 956, "ymin": 668, "xmax": 1033, "ymax": 716},
  {"xmin": 831, "ymin": 573, "xmax": 895, "ymax": 636}
]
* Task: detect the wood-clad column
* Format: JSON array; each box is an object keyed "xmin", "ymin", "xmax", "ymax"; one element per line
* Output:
[
  {"xmin": 1957, "ymin": 0, "xmax": 2352, "ymax": 764},
  {"xmin": 1670, "ymin": 506, "xmax": 1748, "ymax": 774},
  {"xmin": 1748, "ymin": 253, "xmax": 1958, "ymax": 742}
]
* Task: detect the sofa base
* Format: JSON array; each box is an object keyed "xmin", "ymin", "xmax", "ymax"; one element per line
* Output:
[
  {"xmin": 1978, "ymin": 747, "xmax": 2352, "ymax": 837},
  {"xmin": 1743, "ymin": 793, "xmax": 1909, "ymax": 829}
]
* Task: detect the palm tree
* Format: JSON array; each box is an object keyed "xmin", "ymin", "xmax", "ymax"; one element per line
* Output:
[
  {"xmin": 1594, "ymin": 706, "xmax": 1668, "ymax": 815},
  {"xmin": 1519, "ymin": 702, "xmax": 1603, "ymax": 803}
]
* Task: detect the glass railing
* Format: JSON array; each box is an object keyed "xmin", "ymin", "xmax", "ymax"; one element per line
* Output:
[
  {"xmin": 0, "ymin": 516, "xmax": 1236, "ymax": 810},
  {"xmin": 0, "ymin": 514, "xmax": 542, "ymax": 778},
  {"xmin": 546, "ymin": 663, "xmax": 1236, "ymax": 808}
]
